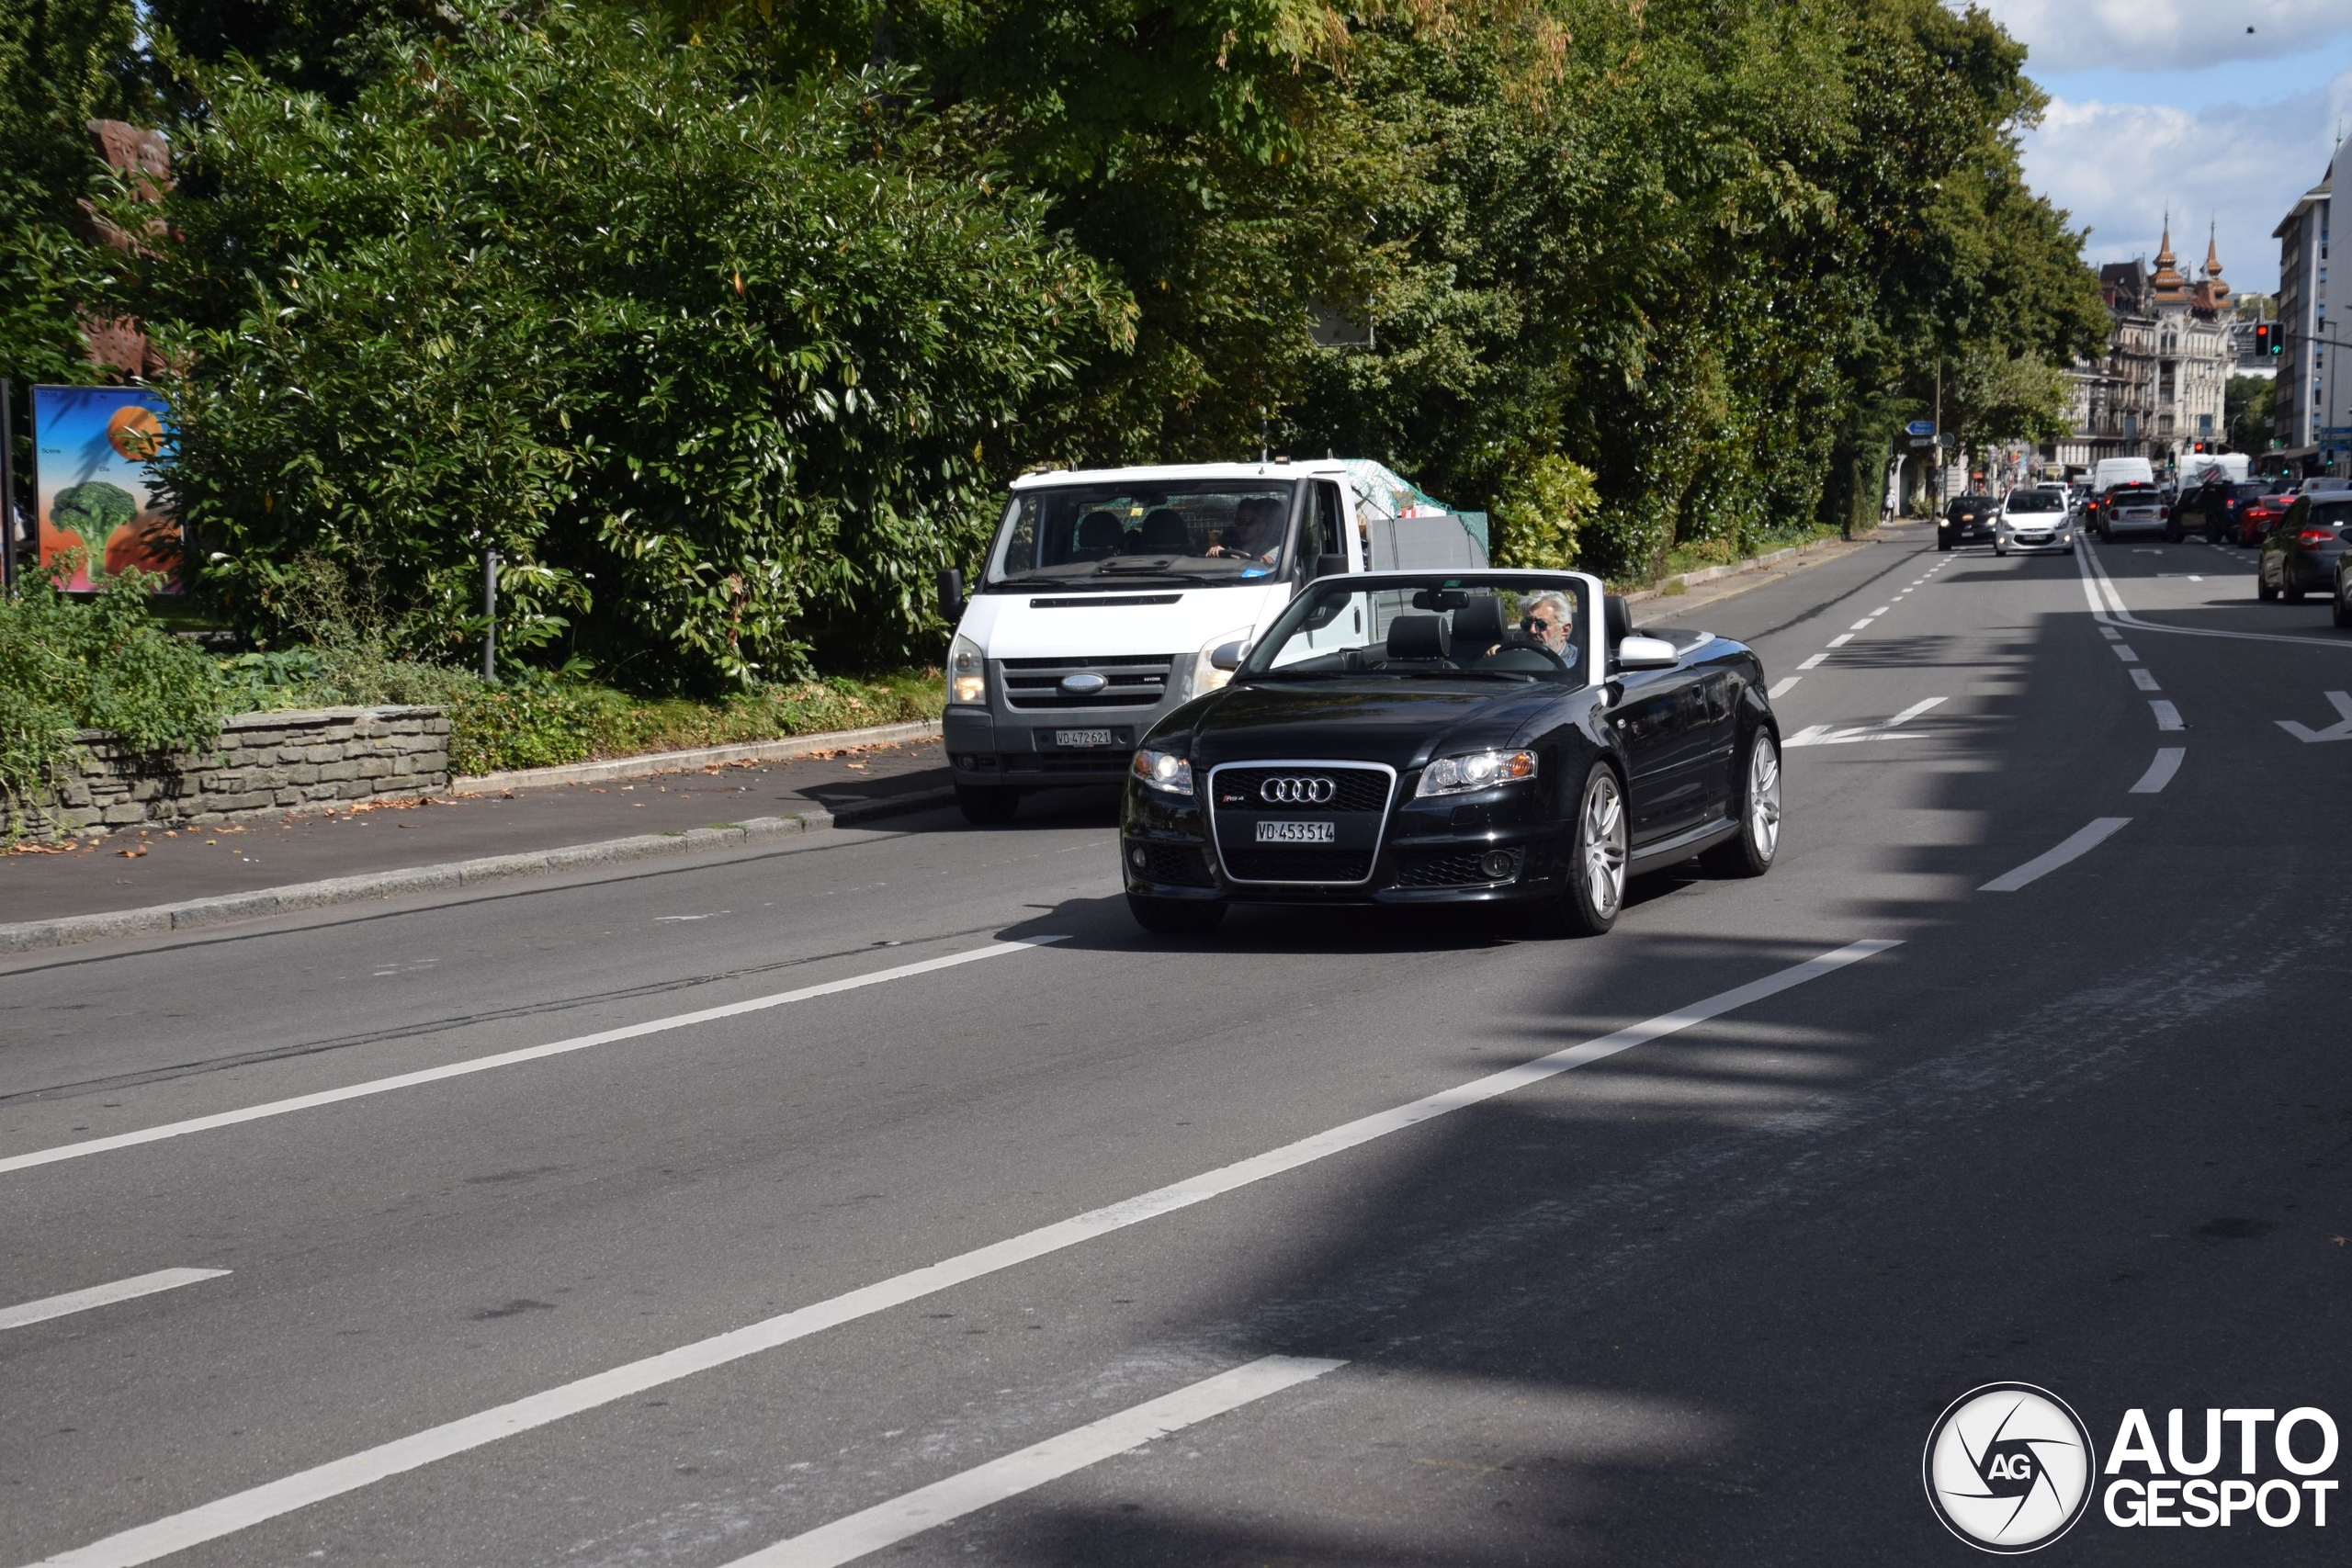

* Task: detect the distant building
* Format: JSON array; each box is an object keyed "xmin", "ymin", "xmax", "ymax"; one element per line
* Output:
[
  {"xmin": 2274, "ymin": 143, "xmax": 2342, "ymax": 474},
  {"xmin": 2048, "ymin": 223, "xmax": 2234, "ymax": 476}
]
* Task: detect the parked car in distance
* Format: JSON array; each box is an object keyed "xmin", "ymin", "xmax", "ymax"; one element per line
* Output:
[
  {"xmin": 1939, "ymin": 492, "xmax": 1998, "ymax": 551},
  {"xmin": 1995, "ymin": 488, "xmax": 2075, "ymax": 555},
  {"xmin": 2257, "ymin": 494, "xmax": 2352, "ymax": 604},
  {"xmin": 2089, "ymin": 480, "xmax": 2167, "ymax": 541},
  {"xmin": 2233, "ymin": 480, "xmax": 2299, "ymax": 546},
  {"xmin": 2176, "ymin": 478, "xmax": 2271, "ymax": 543}
]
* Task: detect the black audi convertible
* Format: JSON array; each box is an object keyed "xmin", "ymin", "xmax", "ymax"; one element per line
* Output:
[{"xmin": 1119, "ymin": 570, "xmax": 1782, "ymax": 936}]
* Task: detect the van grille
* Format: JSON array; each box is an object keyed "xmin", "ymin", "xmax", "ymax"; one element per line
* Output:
[{"xmin": 1001, "ymin": 655, "xmax": 1176, "ymax": 710}]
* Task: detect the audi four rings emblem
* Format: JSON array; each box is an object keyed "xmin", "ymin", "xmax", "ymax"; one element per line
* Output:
[{"xmin": 1260, "ymin": 776, "xmax": 1336, "ymax": 804}]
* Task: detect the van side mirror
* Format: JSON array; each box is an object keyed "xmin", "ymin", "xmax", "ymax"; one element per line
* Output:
[
  {"xmin": 1209, "ymin": 641, "xmax": 1246, "ymax": 671},
  {"xmin": 1612, "ymin": 635, "xmax": 1679, "ymax": 672},
  {"xmin": 1314, "ymin": 552, "xmax": 1347, "ymax": 580},
  {"xmin": 938, "ymin": 568, "xmax": 966, "ymax": 624}
]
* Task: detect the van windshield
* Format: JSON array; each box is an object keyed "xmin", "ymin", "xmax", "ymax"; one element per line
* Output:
[{"xmin": 985, "ymin": 480, "xmax": 1300, "ymax": 588}]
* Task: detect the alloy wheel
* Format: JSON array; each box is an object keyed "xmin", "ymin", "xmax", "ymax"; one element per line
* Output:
[
  {"xmin": 1748, "ymin": 736, "xmax": 1782, "ymax": 861},
  {"xmin": 1583, "ymin": 772, "xmax": 1628, "ymax": 919}
]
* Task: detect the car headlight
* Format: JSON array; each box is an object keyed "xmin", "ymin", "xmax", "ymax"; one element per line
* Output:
[
  {"xmin": 1189, "ymin": 626, "xmax": 1253, "ymax": 697},
  {"xmin": 1415, "ymin": 749, "xmax": 1537, "ymax": 797},
  {"xmin": 1131, "ymin": 748, "xmax": 1193, "ymax": 796},
  {"xmin": 948, "ymin": 634, "xmax": 986, "ymax": 706}
]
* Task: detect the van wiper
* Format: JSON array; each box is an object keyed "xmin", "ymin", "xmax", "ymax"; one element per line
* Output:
[{"xmin": 1093, "ymin": 560, "xmax": 1216, "ymax": 582}]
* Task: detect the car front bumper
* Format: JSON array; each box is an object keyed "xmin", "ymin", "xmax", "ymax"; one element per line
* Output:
[
  {"xmin": 1997, "ymin": 525, "xmax": 2074, "ymax": 551},
  {"xmin": 1120, "ymin": 782, "xmax": 1568, "ymax": 906}
]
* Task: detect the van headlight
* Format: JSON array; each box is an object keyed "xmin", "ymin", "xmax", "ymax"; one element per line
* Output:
[
  {"xmin": 1416, "ymin": 750, "xmax": 1537, "ymax": 797},
  {"xmin": 1190, "ymin": 626, "xmax": 1252, "ymax": 696},
  {"xmin": 948, "ymin": 634, "xmax": 986, "ymax": 706},
  {"xmin": 1131, "ymin": 748, "xmax": 1193, "ymax": 796}
]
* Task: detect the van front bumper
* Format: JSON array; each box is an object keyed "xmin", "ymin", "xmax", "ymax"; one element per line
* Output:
[{"xmin": 944, "ymin": 705, "xmax": 1160, "ymax": 788}]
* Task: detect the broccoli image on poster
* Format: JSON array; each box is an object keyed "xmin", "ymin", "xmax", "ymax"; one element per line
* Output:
[{"xmin": 33, "ymin": 386, "xmax": 181, "ymax": 592}]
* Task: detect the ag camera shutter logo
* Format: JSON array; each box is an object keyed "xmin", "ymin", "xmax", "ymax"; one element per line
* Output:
[{"xmin": 1923, "ymin": 1383, "xmax": 2096, "ymax": 1552}]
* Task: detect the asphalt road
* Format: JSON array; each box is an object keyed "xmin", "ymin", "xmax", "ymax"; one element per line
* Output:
[{"xmin": 4, "ymin": 528, "xmax": 2347, "ymax": 1566}]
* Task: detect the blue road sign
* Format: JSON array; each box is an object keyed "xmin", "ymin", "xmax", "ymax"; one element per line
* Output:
[{"xmin": 1905, "ymin": 419, "xmax": 1936, "ymax": 437}]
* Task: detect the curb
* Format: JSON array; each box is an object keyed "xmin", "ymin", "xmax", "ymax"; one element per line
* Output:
[
  {"xmin": 1623, "ymin": 528, "xmax": 1887, "ymax": 604},
  {"xmin": 448, "ymin": 717, "xmax": 943, "ymax": 795},
  {"xmin": 0, "ymin": 785, "xmax": 957, "ymax": 955}
]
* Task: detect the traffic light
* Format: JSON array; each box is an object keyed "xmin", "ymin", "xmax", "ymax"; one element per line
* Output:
[{"xmin": 2254, "ymin": 321, "xmax": 2282, "ymax": 355}]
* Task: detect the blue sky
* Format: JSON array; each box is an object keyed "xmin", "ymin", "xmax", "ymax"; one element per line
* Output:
[{"xmin": 1971, "ymin": 1, "xmax": 2352, "ymax": 294}]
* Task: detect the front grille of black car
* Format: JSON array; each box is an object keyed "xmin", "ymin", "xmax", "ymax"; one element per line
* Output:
[
  {"xmin": 1211, "ymin": 766, "xmax": 1392, "ymax": 814},
  {"xmin": 1395, "ymin": 848, "xmax": 1511, "ymax": 888},
  {"xmin": 1133, "ymin": 841, "xmax": 1216, "ymax": 886},
  {"xmin": 1001, "ymin": 654, "xmax": 1176, "ymax": 710},
  {"xmin": 1217, "ymin": 846, "xmax": 1375, "ymax": 883}
]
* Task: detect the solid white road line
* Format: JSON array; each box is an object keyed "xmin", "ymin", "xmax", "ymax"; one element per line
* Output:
[
  {"xmin": 0, "ymin": 940, "xmax": 1068, "ymax": 1179},
  {"xmin": 2131, "ymin": 669, "xmax": 2160, "ymax": 692},
  {"xmin": 2077, "ymin": 541, "xmax": 2352, "ymax": 649},
  {"xmin": 0, "ymin": 1269, "xmax": 230, "ymax": 1333},
  {"xmin": 2130, "ymin": 749, "xmax": 2185, "ymax": 795},
  {"xmin": 1826, "ymin": 634, "xmax": 1854, "ymax": 648},
  {"xmin": 31, "ymin": 941, "xmax": 1897, "ymax": 1568},
  {"xmin": 1768, "ymin": 677, "xmax": 1802, "ymax": 698},
  {"xmin": 721, "ymin": 1357, "xmax": 1345, "ymax": 1568},
  {"xmin": 1980, "ymin": 818, "xmax": 2132, "ymax": 894},
  {"xmin": 2151, "ymin": 700, "xmax": 2184, "ymax": 731},
  {"xmin": 1798, "ymin": 654, "xmax": 1827, "ymax": 671}
]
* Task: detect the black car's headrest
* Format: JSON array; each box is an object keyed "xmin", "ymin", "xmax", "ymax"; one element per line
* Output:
[
  {"xmin": 1386, "ymin": 614, "xmax": 1452, "ymax": 660},
  {"xmin": 1451, "ymin": 595, "xmax": 1508, "ymax": 648},
  {"xmin": 1604, "ymin": 594, "xmax": 1634, "ymax": 646}
]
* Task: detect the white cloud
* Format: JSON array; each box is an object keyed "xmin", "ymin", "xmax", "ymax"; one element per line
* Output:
[
  {"xmin": 1972, "ymin": 0, "xmax": 2352, "ymax": 73},
  {"xmin": 2018, "ymin": 67, "xmax": 2350, "ymax": 293}
]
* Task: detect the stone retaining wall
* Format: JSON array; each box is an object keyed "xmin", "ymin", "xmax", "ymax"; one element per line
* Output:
[{"xmin": 7, "ymin": 706, "xmax": 450, "ymax": 840}]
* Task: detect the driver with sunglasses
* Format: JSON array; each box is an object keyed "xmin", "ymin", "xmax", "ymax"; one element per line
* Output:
[{"xmin": 1519, "ymin": 591, "xmax": 1574, "ymax": 654}]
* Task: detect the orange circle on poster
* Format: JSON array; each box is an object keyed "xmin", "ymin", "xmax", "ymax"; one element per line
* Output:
[{"xmin": 107, "ymin": 403, "xmax": 164, "ymax": 461}]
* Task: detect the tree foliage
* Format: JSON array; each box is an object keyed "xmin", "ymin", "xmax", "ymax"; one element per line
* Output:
[
  {"xmin": 136, "ymin": 3, "xmax": 1127, "ymax": 686},
  {"xmin": 14, "ymin": 0, "xmax": 2112, "ymax": 682}
]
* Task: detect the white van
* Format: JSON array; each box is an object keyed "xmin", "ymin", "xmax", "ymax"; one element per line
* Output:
[
  {"xmin": 2179, "ymin": 452, "xmax": 2250, "ymax": 488},
  {"xmin": 2091, "ymin": 457, "xmax": 2155, "ymax": 494},
  {"xmin": 937, "ymin": 461, "xmax": 1487, "ymax": 821}
]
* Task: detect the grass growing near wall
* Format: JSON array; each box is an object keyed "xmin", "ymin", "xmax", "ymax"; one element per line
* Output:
[{"xmin": 221, "ymin": 652, "xmax": 944, "ymax": 776}]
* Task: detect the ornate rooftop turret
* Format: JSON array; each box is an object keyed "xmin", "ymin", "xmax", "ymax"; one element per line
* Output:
[
  {"xmin": 2149, "ymin": 213, "xmax": 2190, "ymax": 304},
  {"xmin": 2192, "ymin": 222, "xmax": 2232, "ymax": 312}
]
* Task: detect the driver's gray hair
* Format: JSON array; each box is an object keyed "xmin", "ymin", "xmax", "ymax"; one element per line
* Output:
[{"xmin": 1527, "ymin": 591, "xmax": 1574, "ymax": 626}]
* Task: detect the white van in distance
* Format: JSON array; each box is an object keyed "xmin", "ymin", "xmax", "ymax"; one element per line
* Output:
[{"xmin": 937, "ymin": 460, "xmax": 1486, "ymax": 822}]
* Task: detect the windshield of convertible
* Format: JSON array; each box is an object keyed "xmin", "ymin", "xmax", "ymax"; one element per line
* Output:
[
  {"xmin": 985, "ymin": 480, "xmax": 1301, "ymax": 587},
  {"xmin": 1238, "ymin": 576, "xmax": 1592, "ymax": 685}
]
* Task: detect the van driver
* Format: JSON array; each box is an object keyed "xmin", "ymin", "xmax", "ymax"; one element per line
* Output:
[{"xmin": 1207, "ymin": 496, "xmax": 1284, "ymax": 563}]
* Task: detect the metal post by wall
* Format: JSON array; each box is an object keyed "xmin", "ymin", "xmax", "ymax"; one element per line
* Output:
[
  {"xmin": 481, "ymin": 549, "xmax": 500, "ymax": 683},
  {"xmin": 0, "ymin": 378, "xmax": 17, "ymax": 595},
  {"xmin": 1933, "ymin": 357, "xmax": 1944, "ymax": 510}
]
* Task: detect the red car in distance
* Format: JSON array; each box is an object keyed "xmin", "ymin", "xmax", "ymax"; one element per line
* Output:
[{"xmin": 2235, "ymin": 482, "xmax": 2299, "ymax": 546}]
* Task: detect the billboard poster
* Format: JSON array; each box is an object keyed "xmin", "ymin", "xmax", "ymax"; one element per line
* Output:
[{"xmin": 34, "ymin": 385, "xmax": 181, "ymax": 592}]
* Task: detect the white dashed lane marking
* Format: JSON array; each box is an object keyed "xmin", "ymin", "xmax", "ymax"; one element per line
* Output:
[
  {"xmin": 1981, "ymin": 818, "xmax": 2132, "ymax": 893},
  {"xmin": 0, "ymin": 1269, "xmax": 231, "ymax": 1333},
  {"xmin": 2131, "ymin": 669, "xmax": 2159, "ymax": 692},
  {"xmin": 2130, "ymin": 749, "xmax": 2185, "ymax": 795},
  {"xmin": 719, "ymin": 1357, "xmax": 1347, "ymax": 1568}
]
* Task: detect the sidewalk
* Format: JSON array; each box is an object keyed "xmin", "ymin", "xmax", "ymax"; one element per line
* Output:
[{"xmin": 2, "ymin": 736, "xmax": 957, "ymax": 933}]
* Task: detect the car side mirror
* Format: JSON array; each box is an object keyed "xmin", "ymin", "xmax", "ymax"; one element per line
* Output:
[
  {"xmin": 1612, "ymin": 635, "xmax": 1678, "ymax": 671},
  {"xmin": 1209, "ymin": 640, "xmax": 1246, "ymax": 671},
  {"xmin": 1314, "ymin": 552, "xmax": 1347, "ymax": 580},
  {"xmin": 937, "ymin": 568, "xmax": 966, "ymax": 624}
]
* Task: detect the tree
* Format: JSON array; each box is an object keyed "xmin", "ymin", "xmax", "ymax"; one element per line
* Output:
[
  {"xmin": 2226, "ymin": 375, "xmax": 2277, "ymax": 455},
  {"xmin": 132, "ymin": 3, "xmax": 1127, "ymax": 686}
]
